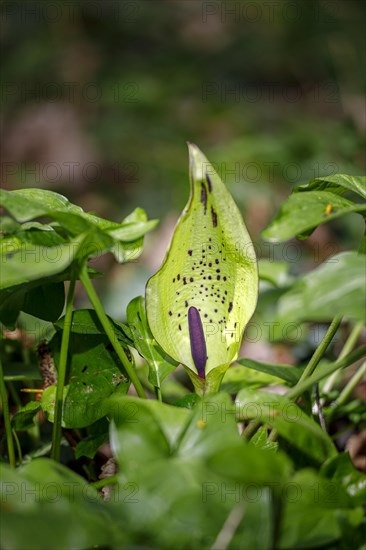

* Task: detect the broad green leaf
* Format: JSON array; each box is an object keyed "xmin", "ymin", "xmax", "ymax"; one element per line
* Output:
[
  {"xmin": 236, "ymin": 358, "xmax": 303, "ymax": 386},
  {"xmin": 0, "ymin": 215, "xmax": 20, "ymax": 233},
  {"xmin": 320, "ymin": 453, "xmax": 366, "ymax": 507},
  {"xmin": 74, "ymin": 432, "xmax": 109, "ymax": 459},
  {"xmin": 0, "ymin": 188, "xmax": 84, "ymax": 223},
  {"xmin": 0, "ymin": 188, "xmax": 157, "ymax": 246},
  {"xmin": 146, "ymin": 144, "xmax": 258, "ymax": 389},
  {"xmin": 235, "ymin": 387, "xmax": 337, "ymax": 463},
  {"xmin": 11, "ymin": 401, "xmax": 41, "ymax": 430},
  {"xmin": 54, "ymin": 308, "xmax": 132, "ymax": 346},
  {"xmin": 43, "ymin": 331, "xmax": 131, "ymax": 427},
  {"xmin": 250, "ymin": 426, "xmax": 278, "ymax": 451},
  {"xmin": 176, "ymin": 393, "xmax": 242, "ymax": 460},
  {"xmin": 127, "ymin": 296, "xmax": 177, "ymax": 388},
  {"xmin": 263, "ymin": 190, "xmax": 366, "ymax": 242},
  {"xmin": 258, "ymin": 259, "xmax": 292, "ymax": 287},
  {"xmin": 279, "ymin": 470, "xmax": 364, "ymax": 549},
  {"xmin": 0, "ymin": 267, "xmax": 95, "ymax": 329},
  {"xmin": 295, "ymin": 174, "xmax": 366, "ymax": 199},
  {"xmin": 0, "ymin": 235, "xmax": 84, "ymax": 290},
  {"xmin": 0, "ymin": 460, "xmax": 115, "ymax": 550},
  {"xmin": 109, "ymin": 395, "xmax": 191, "ymax": 464},
  {"xmin": 277, "ymin": 251, "xmax": 366, "ymax": 323},
  {"xmin": 21, "ymin": 282, "xmax": 65, "ymax": 322},
  {"xmin": 220, "ymin": 363, "xmax": 288, "ymax": 393},
  {"xmin": 0, "ymin": 226, "xmax": 66, "ymax": 255},
  {"xmin": 110, "ymin": 207, "xmax": 158, "ymax": 263}
]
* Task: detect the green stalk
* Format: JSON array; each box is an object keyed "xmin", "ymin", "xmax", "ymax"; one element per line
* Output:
[
  {"xmin": 333, "ymin": 361, "xmax": 366, "ymax": 408},
  {"xmin": 323, "ymin": 321, "xmax": 363, "ymax": 395},
  {"xmin": 267, "ymin": 316, "xmax": 342, "ymax": 442},
  {"xmin": 297, "ymin": 315, "xmax": 342, "ymax": 385},
  {"xmin": 287, "ymin": 345, "xmax": 366, "ymax": 400},
  {"xmin": 12, "ymin": 429, "xmax": 23, "ymax": 464},
  {"xmin": 51, "ymin": 279, "xmax": 76, "ymax": 461},
  {"xmin": 79, "ymin": 267, "xmax": 146, "ymax": 399},
  {"xmin": 155, "ymin": 386, "xmax": 162, "ymax": 402},
  {"xmin": 242, "ymin": 419, "xmax": 262, "ymax": 440},
  {"xmin": 0, "ymin": 358, "xmax": 16, "ymax": 467}
]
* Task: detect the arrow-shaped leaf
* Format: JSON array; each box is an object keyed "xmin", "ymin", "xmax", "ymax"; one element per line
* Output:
[{"xmin": 146, "ymin": 144, "xmax": 258, "ymax": 392}]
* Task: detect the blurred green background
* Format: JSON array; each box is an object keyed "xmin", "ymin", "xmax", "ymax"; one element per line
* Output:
[{"xmin": 2, "ymin": 0, "xmax": 365, "ymax": 326}]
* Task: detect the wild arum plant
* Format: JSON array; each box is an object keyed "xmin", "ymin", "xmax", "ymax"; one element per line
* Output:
[
  {"xmin": 0, "ymin": 146, "xmax": 365, "ymax": 550},
  {"xmin": 146, "ymin": 144, "xmax": 258, "ymax": 395}
]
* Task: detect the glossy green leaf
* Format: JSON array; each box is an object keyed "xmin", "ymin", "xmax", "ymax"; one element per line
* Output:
[
  {"xmin": 235, "ymin": 387, "xmax": 337, "ymax": 463},
  {"xmin": 277, "ymin": 251, "xmax": 366, "ymax": 323},
  {"xmin": 263, "ymin": 190, "xmax": 366, "ymax": 242},
  {"xmin": 0, "ymin": 235, "xmax": 85, "ymax": 290},
  {"xmin": 320, "ymin": 453, "xmax": 366, "ymax": 507},
  {"xmin": 11, "ymin": 401, "xmax": 41, "ymax": 430},
  {"xmin": 21, "ymin": 282, "xmax": 65, "ymax": 322},
  {"xmin": 208, "ymin": 443, "xmax": 291, "ymax": 486},
  {"xmin": 0, "ymin": 226, "xmax": 66, "ymax": 255},
  {"xmin": 109, "ymin": 395, "xmax": 191, "ymax": 464},
  {"xmin": 75, "ymin": 432, "xmax": 109, "ymax": 460},
  {"xmin": 42, "ymin": 331, "xmax": 131, "ymax": 427},
  {"xmin": 127, "ymin": 296, "xmax": 177, "ymax": 388},
  {"xmin": 295, "ymin": 174, "xmax": 366, "ymax": 199},
  {"xmin": 220, "ymin": 363, "xmax": 286, "ymax": 393},
  {"xmin": 236, "ymin": 358, "xmax": 303, "ymax": 386},
  {"xmin": 110, "ymin": 207, "xmax": 158, "ymax": 263},
  {"xmin": 146, "ymin": 144, "xmax": 258, "ymax": 387},
  {"xmin": 54, "ymin": 308, "xmax": 132, "ymax": 346},
  {"xmin": 1, "ymin": 189, "xmax": 158, "ymax": 265},
  {"xmin": 0, "ymin": 188, "xmax": 84, "ymax": 223}
]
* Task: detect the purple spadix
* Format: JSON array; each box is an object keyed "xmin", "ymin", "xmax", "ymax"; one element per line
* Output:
[{"xmin": 188, "ymin": 306, "xmax": 207, "ymax": 379}]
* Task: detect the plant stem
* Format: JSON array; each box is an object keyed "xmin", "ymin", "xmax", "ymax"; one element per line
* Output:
[
  {"xmin": 242, "ymin": 419, "xmax": 262, "ymax": 440},
  {"xmin": 297, "ymin": 315, "xmax": 343, "ymax": 385},
  {"xmin": 0, "ymin": 358, "xmax": 16, "ymax": 467},
  {"xmin": 92, "ymin": 474, "xmax": 119, "ymax": 490},
  {"xmin": 323, "ymin": 321, "xmax": 363, "ymax": 395},
  {"xmin": 155, "ymin": 386, "xmax": 162, "ymax": 402},
  {"xmin": 12, "ymin": 429, "xmax": 23, "ymax": 464},
  {"xmin": 79, "ymin": 267, "xmax": 146, "ymax": 399},
  {"xmin": 51, "ymin": 279, "xmax": 76, "ymax": 461},
  {"xmin": 334, "ymin": 361, "xmax": 366, "ymax": 408},
  {"xmin": 286, "ymin": 345, "xmax": 366, "ymax": 401}
]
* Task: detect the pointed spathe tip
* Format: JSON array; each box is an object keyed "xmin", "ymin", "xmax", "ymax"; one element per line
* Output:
[{"xmin": 187, "ymin": 143, "xmax": 209, "ymax": 182}]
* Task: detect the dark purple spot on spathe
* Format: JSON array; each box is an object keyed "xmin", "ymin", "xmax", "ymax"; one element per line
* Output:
[
  {"xmin": 206, "ymin": 173, "xmax": 212, "ymax": 192},
  {"xmin": 188, "ymin": 249, "xmax": 193, "ymax": 256},
  {"xmin": 188, "ymin": 306, "xmax": 207, "ymax": 379},
  {"xmin": 228, "ymin": 302, "xmax": 233, "ymax": 313},
  {"xmin": 200, "ymin": 183, "xmax": 207, "ymax": 214},
  {"xmin": 211, "ymin": 206, "xmax": 218, "ymax": 228}
]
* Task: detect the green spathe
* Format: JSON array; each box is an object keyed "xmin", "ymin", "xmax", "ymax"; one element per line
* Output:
[{"xmin": 146, "ymin": 144, "xmax": 258, "ymax": 387}]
